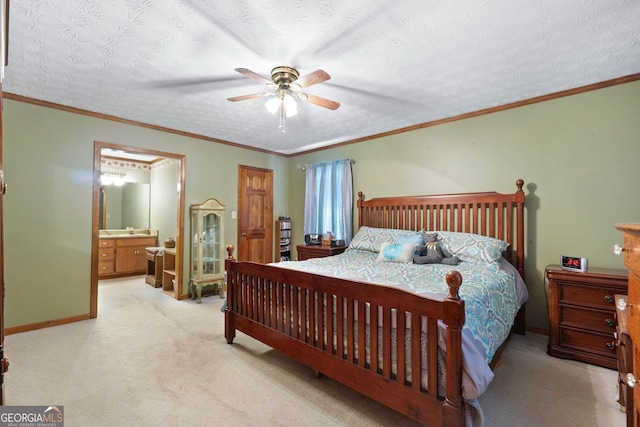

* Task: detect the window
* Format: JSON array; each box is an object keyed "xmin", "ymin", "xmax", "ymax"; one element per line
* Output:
[{"xmin": 303, "ymin": 159, "xmax": 353, "ymax": 244}]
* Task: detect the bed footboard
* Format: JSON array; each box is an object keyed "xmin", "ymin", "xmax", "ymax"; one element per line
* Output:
[{"xmin": 224, "ymin": 245, "xmax": 466, "ymax": 427}]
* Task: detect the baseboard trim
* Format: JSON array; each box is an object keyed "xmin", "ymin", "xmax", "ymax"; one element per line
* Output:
[
  {"xmin": 5, "ymin": 313, "xmax": 91, "ymax": 335},
  {"xmin": 526, "ymin": 325, "xmax": 549, "ymax": 336}
]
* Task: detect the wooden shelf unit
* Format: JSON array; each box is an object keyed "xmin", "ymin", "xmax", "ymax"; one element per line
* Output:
[
  {"xmin": 276, "ymin": 218, "xmax": 292, "ymax": 262},
  {"xmin": 162, "ymin": 248, "xmax": 177, "ymax": 296}
]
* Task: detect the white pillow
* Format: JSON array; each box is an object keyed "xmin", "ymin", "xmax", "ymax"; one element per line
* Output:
[{"xmin": 376, "ymin": 242, "xmax": 417, "ymax": 263}]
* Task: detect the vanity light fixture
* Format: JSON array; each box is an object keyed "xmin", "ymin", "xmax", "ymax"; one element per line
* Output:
[{"xmin": 100, "ymin": 173, "xmax": 126, "ymax": 186}]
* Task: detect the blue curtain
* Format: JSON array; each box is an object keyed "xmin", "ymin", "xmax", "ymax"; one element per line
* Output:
[{"xmin": 303, "ymin": 159, "xmax": 353, "ymax": 244}]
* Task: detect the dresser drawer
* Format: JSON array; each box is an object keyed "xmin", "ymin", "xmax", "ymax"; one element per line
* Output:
[
  {"xmin": 617, "ymin": 331, "xmax": 632, "ymax": 375},
  {"xmin": 559, "ymin": 282, "xmax": 618, "ymax": 311},
  {"xmin": 99, "ymin": 238, "xmax": 115, "ymax": 248},
  {"xmin": 561, "ymin": 306, "xmax": 617, "ymax": 334},
  {"xmin": 98, "ymin": 247, "xmax": 115, "ymax": 261},
  {"xmin": 98, "ymin": 261, "xmax": 115, "ymax": 275},
  {"xmin": 559, "ymin": 327, "xmax": 616, "ymax": 357},
  {"xmin": 116, "ymin": 237, "xmax": 157, "ymax": 247}
]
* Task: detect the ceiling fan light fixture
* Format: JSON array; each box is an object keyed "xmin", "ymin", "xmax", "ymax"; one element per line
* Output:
[
  {"xmin": 282, "ymin": 94, "xmax": 298, "ymax": 117},
  {"xmin": 265, "ymin": 96, "xmax": 280, "ymax": 114},
  {"xmin": 231, "ymin": 66, "xmax": 339, "ymax": 133}
]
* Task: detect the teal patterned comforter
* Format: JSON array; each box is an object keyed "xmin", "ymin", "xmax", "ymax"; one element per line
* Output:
[{"xmin": 278, "ymin": 248, "xmax": 520, "ymax": 363}]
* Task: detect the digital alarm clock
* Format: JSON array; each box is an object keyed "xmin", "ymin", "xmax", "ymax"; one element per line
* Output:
[{"xmin": 561, "ymin": 255, "xmax": 588, "ymax": 272}]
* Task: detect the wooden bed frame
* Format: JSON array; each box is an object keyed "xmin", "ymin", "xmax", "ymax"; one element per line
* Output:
[{"xmin": 224, "ymin": 179, "xmax": 526, "ymax": 427}]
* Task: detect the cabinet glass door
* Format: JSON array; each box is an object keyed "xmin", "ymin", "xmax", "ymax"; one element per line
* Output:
[{"xmin": 202, "ymin": 211, "xmax": 220, "ymax": 277}]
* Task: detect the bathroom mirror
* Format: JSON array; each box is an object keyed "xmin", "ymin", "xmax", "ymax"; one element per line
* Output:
[{"xmin": 99, "ymin": 182, "xmax": 150, "ymax": 229}]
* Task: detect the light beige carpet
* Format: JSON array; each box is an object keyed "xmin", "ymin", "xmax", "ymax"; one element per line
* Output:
[{"xmin": 5, "ymin": 276, "xmax": 625, "ymax": 426}]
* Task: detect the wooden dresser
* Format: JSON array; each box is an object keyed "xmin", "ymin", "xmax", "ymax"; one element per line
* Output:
[
  {"xmin": 547, "ymin": 265, "xmax": 628, "ymax": 369},
  {"xmin": 616, "ymin": 223, "xmax": 640, "ymax": 426}
]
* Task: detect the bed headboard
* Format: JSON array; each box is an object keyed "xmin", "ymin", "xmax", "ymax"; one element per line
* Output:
[{"xmin": 357, "ymin": 179, "xmax": 526, "ymax": 281}]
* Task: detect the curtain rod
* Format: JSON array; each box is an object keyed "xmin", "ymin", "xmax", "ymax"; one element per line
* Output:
[{"xmin": 298, "ymin": 158, "xmax": 355, "ymax": 171}]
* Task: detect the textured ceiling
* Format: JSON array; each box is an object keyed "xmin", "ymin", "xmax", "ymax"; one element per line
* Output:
[{"xmin": 4, "ymin": 1, "xmax": 640, "ymax": 155}]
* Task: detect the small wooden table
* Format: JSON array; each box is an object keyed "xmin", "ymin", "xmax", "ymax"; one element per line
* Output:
[
  {"xmin": 296, "ymin": 244, "xmax": 347, "ymax": 261},
  {"xmin": 145, "ymin": 247, "xmax": 164, "ymax": 288}
]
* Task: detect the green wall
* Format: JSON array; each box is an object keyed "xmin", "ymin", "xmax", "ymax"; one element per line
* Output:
[
  {"xmin": 3, "ymin": 99, "xmax": 287, "ymax": 328},
  {"xmin": 288, "ymin": 81, "xmax": 640, "ymax": 331},
  {"xmin": 4, "ymin": 80, "xmax": 640, "ymax": 331}
]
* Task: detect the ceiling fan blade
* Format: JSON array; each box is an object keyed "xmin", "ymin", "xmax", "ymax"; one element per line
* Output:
[
  {"xmin": 235, "ymin": 68, "xmax": 274, "ymax": 87},
  {"xmin": 298, "ymin": 93, "xmax": 340, "ymax": 110},
  {"xmin": 227, "ymin": 93, "xmax": 270, "ymax": 102},
  {"xmin": 293, "ymin": 69, "xmax": 331, "ymax": 89}
]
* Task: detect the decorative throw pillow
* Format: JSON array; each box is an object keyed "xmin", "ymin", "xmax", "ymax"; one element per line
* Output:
[
  {"xmin": 349, "ymin": 226, "xmax": 423, "ymax": 252},
  {"xmin": 376, "ymin": 242, "xmax": 417, "ymax": 263},
  {"xmin": 437, "ymin": 231, "xmax": 508, "ymax": 264},
  {"xmin": 393, "ymin": 233, "xmax": 424, "ymax": 246}
]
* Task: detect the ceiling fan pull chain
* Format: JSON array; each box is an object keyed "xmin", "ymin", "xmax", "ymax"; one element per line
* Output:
[{"xmin": 279, "ymin": 99, "xmax": 286, "ymax": 133}]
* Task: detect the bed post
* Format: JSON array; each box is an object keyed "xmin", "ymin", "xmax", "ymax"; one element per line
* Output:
[
  {"xmin": 443, "ymin": 270, "xmax": 465, "ymax": 426},
  {"xmin": 514, "ymin": 179, "xmax": 526, "ymax": 334},
  {"xmin": 515, "ymin": 179, "xmax": 525, "ymax": 281},
  {"xmin": 224, "ymin": 244, "xmax": 236, "ymax": 344},
  {"xmin": 357, "ymin": 191, "xmax": 365, "ymax": 229}
]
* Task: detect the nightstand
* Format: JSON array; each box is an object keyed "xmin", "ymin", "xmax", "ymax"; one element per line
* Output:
[
  {"xmin": 296, "ymin": 245, "xmax": 347, "ymax": 261},
  {"xmin": 547, "ymin": 265, "xmax": 628, "ymax": 369}
]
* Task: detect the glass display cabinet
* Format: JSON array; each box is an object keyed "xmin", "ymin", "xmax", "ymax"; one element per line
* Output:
[{"xmin": 190, "ymin": 198, "xmax": 225, "ymax": 303}]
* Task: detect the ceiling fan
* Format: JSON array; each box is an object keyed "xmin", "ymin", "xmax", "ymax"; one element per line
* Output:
[{"xmin": 228, "ymin": 66, "xmax": 340, "ymax": 132}]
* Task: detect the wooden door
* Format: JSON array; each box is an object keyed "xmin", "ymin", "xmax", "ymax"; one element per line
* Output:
[{"xmin": 237, "ymin": 165, "xmax": 273, "ymax": 263}]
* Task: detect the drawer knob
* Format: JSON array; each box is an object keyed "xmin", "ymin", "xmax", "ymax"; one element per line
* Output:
[
  {"xmin": 617, "ymin": 299, "xmax": 634, "ymax": 311},
  {"xmin": 627, "ymin": 373, "xmax": 636, "ymax": 388},
  {"xmin": 605, "ymin": 295, "xmax": 614, "ymax": 304},
  {"xmin": 605, "ymin": 319, "xmax": 616, "ymax": 328},
  {"xmin": 606, "ymin": 342, "xmax": 615, "ymax": 351},
  {"xmin": 614, "ymin": 244, "xmax": 637, "ymax": 255}
]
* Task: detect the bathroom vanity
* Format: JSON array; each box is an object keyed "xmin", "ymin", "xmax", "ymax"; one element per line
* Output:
[{"xmin": 98, "ymin": 230, "xmax": 158, "ymax": 278}]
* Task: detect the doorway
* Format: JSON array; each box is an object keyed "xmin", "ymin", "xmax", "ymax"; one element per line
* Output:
[{"xmin": 90, "ymin": 141, "xmax": 186, "ymax": 318}]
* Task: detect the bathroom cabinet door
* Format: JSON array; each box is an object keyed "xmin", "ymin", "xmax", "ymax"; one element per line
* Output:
[{"xmin": 115, "ymin": 246, "xmax": 145, "ymax": 273}]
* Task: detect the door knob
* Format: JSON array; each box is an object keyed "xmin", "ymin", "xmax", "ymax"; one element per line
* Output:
[{"xmin": 242, "ymin": 232, "xmax": 246, "ymax": 237}]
